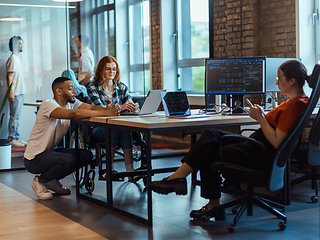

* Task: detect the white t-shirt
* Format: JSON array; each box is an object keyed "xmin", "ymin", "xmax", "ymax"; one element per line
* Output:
[
  {"xmin": 6, "ymin": 53, "xmax": 26, "ymax": 95},
  {"xmin": 78, "ymin": 47, "xmax": 94, "ymax": 83},
  {"xmin": 24, "ymin": 98, "xmax": 82, "ymax": 160}
]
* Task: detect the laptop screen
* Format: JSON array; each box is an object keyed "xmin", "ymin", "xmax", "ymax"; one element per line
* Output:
[{"xmin": 162, "ymin": 91, "xmax": 191, "ymax": 117}]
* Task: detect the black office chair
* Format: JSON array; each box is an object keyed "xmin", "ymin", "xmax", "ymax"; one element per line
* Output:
[
  {"xmin": 202, "ymin": 64, "xmax": 320, "ymax": 233},
  {"xmin": 290, "ymin": 109, "xmax": 320, "ymax": 203}
]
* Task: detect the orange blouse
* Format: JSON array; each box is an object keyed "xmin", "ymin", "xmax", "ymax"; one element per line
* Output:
[{"xmin": 265, "ymin": 96, "xmax": 309, "ymax": 133}]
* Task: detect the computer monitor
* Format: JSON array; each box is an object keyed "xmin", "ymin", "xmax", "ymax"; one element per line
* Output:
[
  {"xmin": 265, "ymin": 58, "xmax": 301, "ymax": 92},
  {"xmin": 205, "ymin": 57, "xmax": 266, "ymax": 109}
]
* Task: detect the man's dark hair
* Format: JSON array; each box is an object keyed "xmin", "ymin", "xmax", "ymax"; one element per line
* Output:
[
  {"xmin": 9, "ymin": 36, "xmax": 23, "ymax": 52},
  {"xmin": 78, "ymin": 35, "xmax": 89, "ymax": 47},
  {"xmin": 52, "ymin": 76, "xmax": 71, "ymax": 91}
]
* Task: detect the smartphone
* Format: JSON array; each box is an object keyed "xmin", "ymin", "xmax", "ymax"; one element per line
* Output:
[{"xmin": 246, "ymin": 99, "xmax": 254, "ymax": 107}]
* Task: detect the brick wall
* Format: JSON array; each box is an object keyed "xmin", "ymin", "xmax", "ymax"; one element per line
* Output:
[
  {"xmin": 259, "ymin": 0, "xmax": 296, "ymax": 58},
  {"xmin": 211, "ymin": 0, "xmax": 296, "ymax": 105},
  {"xmin": 213, "ymin": 0, "xmax": 296, "ymax": 58},
  {"xmin": 149, "ymin": 0, "xmax": 296, "ymax": 90},
  {"xmin": 150, "ymin": 0, "xmax": 163, "ymax": 90}
]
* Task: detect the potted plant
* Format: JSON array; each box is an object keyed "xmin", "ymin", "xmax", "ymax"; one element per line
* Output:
[{"xmin": 0, "ymin": 83, "xmax": 13, "ymax": 169}]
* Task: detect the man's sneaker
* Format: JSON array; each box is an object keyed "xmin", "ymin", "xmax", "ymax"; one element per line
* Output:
[
  {"xmin": 10, "ymin": 139, "xmax": 25, "ymax": 148},
  {"xmin": 17, "ymin": 139, "xmax": 27, "ymax": 146},
  {"xmin": 46, "ymin": 179, "xmax": 71, "ymax": 195},
  {"xmin": 31, "ymin": 176, "xmax": 53, "ymax": 200}
]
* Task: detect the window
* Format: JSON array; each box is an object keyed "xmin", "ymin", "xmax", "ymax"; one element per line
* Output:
[
  {"xmin": 176, "ymin": 0, "xmax": 209, "ymax": 93},
  {"xmin": 127, "ymin": 0, "xmax": 150, "ymax": 94},
  {"xmin": 0, "ymin": 1, "xmax": 70, "ymax": 145},
  {"xmin": 69, "ymin": 0, "xmax": 115, "ymax": 74}
]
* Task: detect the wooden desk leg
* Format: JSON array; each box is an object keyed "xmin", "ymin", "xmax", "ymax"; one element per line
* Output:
[{"xmin": 105, "ymin": 126, "xmax": 113, "ymax": 206}]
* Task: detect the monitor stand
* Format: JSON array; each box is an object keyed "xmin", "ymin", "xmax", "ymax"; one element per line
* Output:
[{"xmin": 225, "ymin": 94, "xmax": 249, "ymax": 115}]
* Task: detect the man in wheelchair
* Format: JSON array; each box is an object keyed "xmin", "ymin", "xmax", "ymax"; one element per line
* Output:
[{"xmin": 23, "ymin": 76, "xmax": 120, "ymax": 200}]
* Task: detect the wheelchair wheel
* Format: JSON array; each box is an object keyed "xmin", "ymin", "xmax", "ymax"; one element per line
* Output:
[
  {"xmin": 85, "ymin": 178, "xmax": 95, "ymax": 193},
  {"xmin": 70, "ymin": 129, "xmax": 86, "ymax": 187}
]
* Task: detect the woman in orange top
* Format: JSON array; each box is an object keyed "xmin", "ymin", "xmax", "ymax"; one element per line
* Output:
[{"xmin": 149, "ymin": 60, "xmax": 309, "ymax": 220}]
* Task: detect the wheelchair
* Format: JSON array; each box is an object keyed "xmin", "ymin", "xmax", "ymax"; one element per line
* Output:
[{"xmin": 70, "ymin": 121, "xmax": 148, "ymax": 193}]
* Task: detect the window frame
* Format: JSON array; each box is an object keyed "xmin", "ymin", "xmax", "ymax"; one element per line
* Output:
[
  {"xmin": 127, "ymin": 0, "xmax": 150, "ymax": 95},
  {"xmin": 69, "ymin": 0, "xmax": 116, "ymax": 73},
  {"xmin": 174, "ymin": 0, "xmax": 211, "ymax": 94}
]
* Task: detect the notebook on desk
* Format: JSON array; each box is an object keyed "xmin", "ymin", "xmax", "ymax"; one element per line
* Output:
[
  {"xmin": 161, "ymin": 91, "xmax": 207, "ymax": 119},
  {"xmin": 120, "ymin": 89, "xmax": 166, "ymax": 116}
]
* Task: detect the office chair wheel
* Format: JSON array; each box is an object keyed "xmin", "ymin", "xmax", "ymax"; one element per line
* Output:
[
  {"xmin": 201, "ymin": 215, "xmax": 210, "ymax": 223},
  {"xmin": 278, "ymin": 221, "xmax": 286, "ymax": 231},
  {"xmin": 231, "ymin": 206, "xmax": 239, "ymax": 214},
  {"xmin": 311, "ymin": 196, "xmax": 319, "ymax": 203},
  {"xmin": 84, "ymin": 178, "xmax": 95, "ymax": 193},
  {"xmin": 228, "ymin": 225, "xmax": 236, "ymax": 233}
]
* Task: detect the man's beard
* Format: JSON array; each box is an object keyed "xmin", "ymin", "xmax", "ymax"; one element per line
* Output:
[
  {"xmin": 63, "ymin": 93, "xmax": 75, "ymax": 104},
  {"xmin": 67, "ymin": 98, "xmax": 76, "ymax": 104}
]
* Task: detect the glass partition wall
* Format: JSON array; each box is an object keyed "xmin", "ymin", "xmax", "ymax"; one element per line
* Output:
[
  {"xmin": 0, "ymin": 0, "xmax": 151, "ymax": 170},
  {"xmin": 0, "ymin": 0, "xmax": 70, "ymax": 170}
]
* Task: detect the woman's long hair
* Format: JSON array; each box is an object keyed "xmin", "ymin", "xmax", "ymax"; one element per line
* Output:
[{"xmin": 92, "ymin": 55, "xmax": 120, "ymax": 84}]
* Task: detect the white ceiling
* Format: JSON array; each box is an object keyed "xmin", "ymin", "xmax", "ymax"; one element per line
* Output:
[{"xmin": 0, "ymin": 0, "xmax": 73, "ymax": 19}]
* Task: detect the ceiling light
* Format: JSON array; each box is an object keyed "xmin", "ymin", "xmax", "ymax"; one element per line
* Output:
[
  {"xmin": 0, "ymin": 17, "xmax": 24, "ymax": 22},
  {"xmin": 52, "ymin": 0, "xmax": 83, "ymax": 2},
  {"xmin": 0, "ymin": 3, "xmax": 75, "ymax": 9}
]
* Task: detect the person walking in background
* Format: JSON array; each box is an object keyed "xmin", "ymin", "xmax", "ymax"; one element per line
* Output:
[
  {"xmin": 6, "ymin": 35, "xmax": 26, "ymax": 148},
  {"xmin": 73, "ymin": 35, "xmax": 94, "ymax": 87}
]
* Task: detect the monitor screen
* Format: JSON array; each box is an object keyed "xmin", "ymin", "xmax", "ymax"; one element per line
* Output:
[
  {"xmin": 265, "ymin": 58, "xmax": 301, "ymax": 92},
  {"xmin": 205, "ymin": 57, "xmax": 266, "ymax": 95}
]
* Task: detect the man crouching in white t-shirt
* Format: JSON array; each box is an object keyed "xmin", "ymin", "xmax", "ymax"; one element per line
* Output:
[{"xmin": 23, "ymin": 76, "xmax": 120, "ymax": 200}]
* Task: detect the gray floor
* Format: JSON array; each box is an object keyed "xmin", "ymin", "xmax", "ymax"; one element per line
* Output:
[{"xmin": 0, "ymin": 156, "xmax": 319, "ymax": 240}]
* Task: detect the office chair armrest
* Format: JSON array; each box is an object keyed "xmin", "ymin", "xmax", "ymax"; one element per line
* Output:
[{"xmin": 239, "ymin": 129, "xmax": 258, "ymax": 135}]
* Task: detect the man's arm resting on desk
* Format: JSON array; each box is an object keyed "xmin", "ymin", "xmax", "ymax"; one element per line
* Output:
[
  {"xmin": 50, "ymin": 104, "xmax": 119, "ymax": 120},
  {"xmin": 79, "ymin": 102, "xmax": 105, "ymax": 111},
  {"xmin": 79, "ymin": 102, "xmax": 121, "ymax": 114}
]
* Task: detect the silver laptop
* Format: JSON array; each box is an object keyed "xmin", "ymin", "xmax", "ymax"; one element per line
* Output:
[{"xmin": 121, "ymin": 89, "xmax": 166, "ymax": 116}]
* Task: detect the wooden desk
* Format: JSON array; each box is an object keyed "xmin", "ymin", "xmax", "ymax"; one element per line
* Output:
[{"xmin": 74, "ymin": 111, "xmax": 259, "ymax": 226}]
